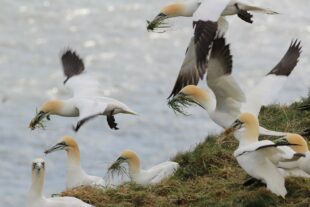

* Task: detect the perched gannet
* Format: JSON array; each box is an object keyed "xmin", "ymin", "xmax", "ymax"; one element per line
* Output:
[
  {"xmin": 44, "ymin": 136, "xmax": 106, "ymax": 189},
  {"xmin": 29, "ymin": 49, "xmax": 136, "ymax": 132},
  {"xmin": 169, "ymin": 35, "xmax": 301, "ymax": 137},
  {"xmin": 277, "ymin": 134, "xmax": 310, "ymax": 175},
  {"xmin": 27, "ymin": 158, "xmax": 93, "ymax": 207},
  {"xmin": 147, "ymin": 0, "xmax": 277, "ymax": 98},
  {"xmin": 110, "ymin": 150, "xmax": 179, "ymax": 185},
  {"xmin": 228, "ymin": 113, "xmax": 301, "ymax": 198}
]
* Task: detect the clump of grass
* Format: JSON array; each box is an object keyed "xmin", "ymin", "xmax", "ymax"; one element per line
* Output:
[
  {"xmin": 61, "ymin": 95, "xmax": 310, "ymax": 207},
  {"xmin": 106, "ymin": 160, "xmax": 128, "ymax": 180},
  {"xmin": 146, "ymin": 19, "xmax": 170, "ymax": 33},
  {"xmin": 168, "ymin": 95, "xmax": 198, "ymax": 115},
  {"xmin": 29, "ymin": 109, "xmax": 50, "ymax": 130}
]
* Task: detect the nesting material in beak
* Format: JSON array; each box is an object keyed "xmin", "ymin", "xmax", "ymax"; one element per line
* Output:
[
  {"xmin": 44, "ymin": 142, "xmax": 67, "ymax": 154},
  {"xmin": 225, "ymin": 119, "xmax": 243, "ymax": 135},
  {"xmin": 29, "ymin": 110, "xmax": 50, "ymax": 130},
  {"xmin": 168, "ymin": 93, "xmax": 197, "ymax": 115},
  {"xmin": 147, "ymin": 13, "xmax": 170, "ymax": 32},
  {"xmin": 107, "ymin": 157, "xmax": 128, "ymax": 179}
]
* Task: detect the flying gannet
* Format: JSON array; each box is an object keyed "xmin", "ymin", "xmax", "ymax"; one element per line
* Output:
[
  {"xmin": 44, "ymin": 136, "xmax": 108, "ymax": 189},
  {"xmin": 147, "ymin": 0, "xmax": 277, "ymax": 98},
  {"xmin": 29, "ymin": 49, "xmax": 137, "ymax": 132},
  {"xmin": 109, "ymin": 150, "xmax": 179, "ymax": 185},
  {"xmin": 227, "ymin": 112, "xmax": 301, "ymax": 198},
  {"xmin": 27, "ymin": 158, "xmax": 93, "ymax": 207},
  {"xmin": 277, "ymin": 134, "xmax": 310, "ymax": 176},
  {"xmin": 169, "ymin": 35, "xmax": 301, "ymax": 137}
]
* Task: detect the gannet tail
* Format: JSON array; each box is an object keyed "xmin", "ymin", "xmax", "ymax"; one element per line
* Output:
[{"xmin": 259, "ymin": 127, "xmax": 288, "ymax": 137}]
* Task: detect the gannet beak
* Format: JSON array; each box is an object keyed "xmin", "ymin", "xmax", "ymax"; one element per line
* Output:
[
  {"xmin": 147, "ymin": 13, "xmax": 168, "ymax": 31},
  {"xmin": 225, "ymin": 119, "xmax": 244, "ymax": 134},
  {"xmin": 29, "ymin": 111, "xmax": 49, "ymax": 130},
  {"xmin": 44, "ymin": 142, "xmax": 68, "ymax": 154}
]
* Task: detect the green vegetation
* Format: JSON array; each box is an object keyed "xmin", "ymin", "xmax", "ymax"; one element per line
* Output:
[{"xmin": 62, "ymin": 96, "xmax": 310, "ymax": 207}]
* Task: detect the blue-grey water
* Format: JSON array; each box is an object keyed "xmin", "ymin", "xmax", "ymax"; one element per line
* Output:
[{"xmin": 0, "ymin": 0, "xmax": 309, "ymax": 206}]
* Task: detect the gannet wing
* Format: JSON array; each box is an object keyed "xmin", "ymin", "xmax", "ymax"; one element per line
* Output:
[
  {"xmin": 207, "ymin": 36, "xmax": 245, "ymax": 114},
  {"xmin": 242, "ymin": 40, "xmax": 302, "ymax": 116},
  {"xmin": 168, "ymin": 37, "xmax": 200, "ymax": 98},
  {"xmin": 61, "ymin": 49, "xmax": 85, "ymax": 84},
  {"xmin": 146, "ymin": 162, "xmax": 179, "ymax": 184},
  {"xmin": 193, "ymin": 0, "xmax": 231, "ymax": 71}
]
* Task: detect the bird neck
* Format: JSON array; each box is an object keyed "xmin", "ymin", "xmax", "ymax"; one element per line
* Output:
[
  {"xmin": 128, "ymin": 156, "xmax": 141, "ymax": 178},
  {"xmin": 67, "ymin": 147, "xmax": 82, "ymax": 170},
  {"xmin": 239, "ymin": 124, "xmax": 259, "ymax": 147},
  {"xmin": 44, "ymin": 99, "xmax": 78, "ymax": 117},
  {"xmin": 29, "ymin": 171, "xmax": 45, "ymax": 199}
]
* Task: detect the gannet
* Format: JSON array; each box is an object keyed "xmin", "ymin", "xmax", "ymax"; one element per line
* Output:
[
  {"xmin": 27, "ymin": 158, "xmax": 93, "ymax": 207},
  {"xmin": 29, "ymin": 49, "xmax": 137, "ymax": 132},
  {"xmin": 44, "ymin": 136, "xmax": 107, "ymax": 189},
  {"xmin": 169, "ymin": 35, "xmax": 301, "ymax": 137},
  {"xmin": 277, "ymin": 134, "xmax": 310, "ymax": 176},
  {"xmin": 148, "ymin": 1, "xmax": 277, "ymax": 31},
  {"xmin": 147, "ymin": 0, "xmax": 277, "ymax": 98},
  {"xmin": 228, "ymin": 113, "xmax": 301, "ymax": 198},
  {"xmin": 110, "ymin": 150, "xmax": 179, "ymax": 185}
]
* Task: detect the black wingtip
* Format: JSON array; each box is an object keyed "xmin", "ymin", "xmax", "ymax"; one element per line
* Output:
[
  {"xmin": 61, "ymin": 48, "xmax": 85, "ymax": 83},
  {"xmin": 267, "ymin": 39, "xmax": 302, "ymax": 76}
]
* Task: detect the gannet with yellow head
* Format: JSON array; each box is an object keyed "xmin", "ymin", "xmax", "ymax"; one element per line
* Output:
[
  {"xmin": 110, "ymin": 150, "xmax": 179, "ymax": 185},
  {"xmin": 169, "ymin": 35, "xmax": 302, "ymax": 137},
  {"xmin": 27, "ymin": 158, "xmax": 93, "ymax": 207},
  {"xmin": 29, "ymin": 49, "xmax": 137, "ymax": 132},
  {"xmin": 44, "ymin": 136, "xmax": 107, "ymax": 189},
  {"xmin": 227, "ymin": 112, "xmax": 298, "ymax": 198},
  {"xmin": 277, "ymin": 134, "xmax": 310, "ymax": 176},
  {"xmin": 147, "ymin": 1, "xmax": 277, "ymax": 98}
]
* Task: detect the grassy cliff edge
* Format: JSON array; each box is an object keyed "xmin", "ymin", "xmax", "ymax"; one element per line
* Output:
[{"xmin": 62, "ymin": 96, "xmax": 310, "ymax": 207}]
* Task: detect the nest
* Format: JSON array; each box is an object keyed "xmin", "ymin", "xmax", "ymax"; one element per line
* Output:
[
  {"xmin": 29, "ymin": 109, "xmax": 50, "ymax": 130},
  {"xmin": 146, "ymin": 19, "xmax": 170, "ymax": 33},
  {"xmin": 168, "ymin": 95, "xmax": 197, "ymax": 116}
]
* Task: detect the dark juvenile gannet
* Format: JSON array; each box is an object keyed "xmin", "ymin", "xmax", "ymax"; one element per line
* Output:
[
  {"xmin": 27, "ymin": 158, "xmax": 93, "ymax": 207},
  {"xmin": 29, "ymin": 49, "xmax": 136, "ymax": 132},
  {"xmin": 169, "ymin": 35, "xmax": 301, "ymax": 137},
  {"xmin": 227, "ymin": 113, "xmax": 302, "ymax": 198},
  {"xmin": 109, "ymin": 150, "xmax": 179, "ymax": 185},
  {"xmin": 44, "ymin": 136, "xmax": 109, "ymax": 189},
  {"xmin": 147, "ymin": 0, "xmax": 277, "ymax": 98}
]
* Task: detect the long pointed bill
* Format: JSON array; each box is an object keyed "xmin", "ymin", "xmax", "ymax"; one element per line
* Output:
[
  {"xmin": 225, "ymin": 119, "xmax": 243, "ymax": 135},
  {"xmin": 147, "ymin": 13, "xmax": 169, "ymax": 31},
  {"xmin": 44, "ymin": 142, "xmax": 67, "ymax": 154}
]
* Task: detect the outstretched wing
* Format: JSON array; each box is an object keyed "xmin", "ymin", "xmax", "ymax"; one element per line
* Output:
[
  {"xmin": 168, "ymin": 38, "xmax": 200, "ymax": 98},
  {"xmin": 207, "ymin": 36, "xmax": 245, "ymax": 114},
  {"xmin": 242, "ymin": 40, "xmax": 302, "ymax": 116},
  {"xmin": 61, "ymin": 49, "xmax": 85, "ymax": 84}
]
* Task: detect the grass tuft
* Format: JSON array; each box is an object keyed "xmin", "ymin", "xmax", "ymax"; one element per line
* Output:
[{"xmin": 61, "ymin": 95, "xmax": 310, "ymax": 207}]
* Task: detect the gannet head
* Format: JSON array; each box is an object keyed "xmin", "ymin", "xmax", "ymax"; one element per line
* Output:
[
  {"xmin": 147, "ymin": 2, "xmax": 200, "ymax": 31},
  {"xmin": 115, "ymin": 150, "xmax": 141, "ymax": 173},
  {"xmin": 44, "ymin": 136, "xmax": 78, "ymax": 154},
  {"xmin": 29, "ymin": 100, "xmax": 64, "ymax": 130},
  {"xmin": 32, "ymin": 158, "xmax": 45, "ymax": 175},
  {"xmin": 280, "ymin": 134, "xmax": 309, "ymax": 153},
  {"xmin": 168, "ymin": 85, "xmax": 212, "ymax": 114},
  {"xmin": 228, "ymin": 112, "xmax": 259, "ymax": 141}
]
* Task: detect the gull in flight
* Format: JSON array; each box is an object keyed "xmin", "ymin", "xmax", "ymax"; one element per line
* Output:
[
  {"xmin": 147, "ymin": 0, "xmax": 277, "ymax": 98},
  {"xmin": 169, "ymin": 35, "xmax": 301, "ymax": 137},
  {"xmin": 227, "ymin": 113, "xmax": 302, "ymax": 198},
  {"xmin": 29, "ymin": 49, "xmax": 137, "ymax": 132},
  {"xmin": 27, "ymin": 158, "xmax": 93, "ymax": 207},
  {"xmin": 44, "ymin": 136, "xmax": 109, "ymax": 189},
  {"xmin": 277, "ymin": 134, "xmax": 310, "ymax": 176},
  {"xmin": 109, "ymin": 150, "xmax": 179, "ymax": 185}
]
